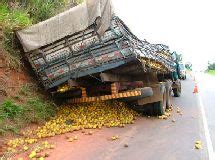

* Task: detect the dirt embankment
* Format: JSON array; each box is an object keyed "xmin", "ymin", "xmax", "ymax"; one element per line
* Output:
[
  {"xmin": 0, "ymin": 65, "xmax": 31, "ymax": 102},
  {"xmin": 0, "ymin": 29, "xmax": 34, "ymax": 103},
  {"xmin": 0, "ymin": 45, "xmax": 37, "ymax": 156}
]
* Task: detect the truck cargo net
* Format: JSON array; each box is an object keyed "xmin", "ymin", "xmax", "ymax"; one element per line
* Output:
[{"xmin": 25, "ymin": 16, "xmax": 175, "ymax": 89}]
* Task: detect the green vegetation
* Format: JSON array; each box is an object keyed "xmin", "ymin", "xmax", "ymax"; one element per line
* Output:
[
  {"xmin": 0, "ymin": 3, "xmax": 32, "ymax": 69},
  {"xmin": 0, "ymin": 5, "xmax": 32, "ymax": 28},
  {"xmin": 0, "ymin": 0, "xmax": 83, "ymax": 70},
  {"xmin": 206, "ymin": 62, "xmax": 215, "ymax": 76},
  {"xmin": 207, "ymin": 70, "xmax": 215, "ymax": 76},
  {"xmin": 25, "ymin": 97, "xmax": 56, "ymax": 123},
  {"xmin": 0, "ymin": 84, "xmax": 56, "ymax": 135},
  {"xmin": 1, "ymin": 0, "xmax": 84, "ymax": 24},
  {"xmin": 13, "ymin": 0, "xmax": 69, "ymax": 23},
  {"xmin": 207, "ymin": 61, "xmax": 215, "ymax": 70},
  {"xmin": 0, "ymin": 99, "xmax": 24, "ymax": 119}
]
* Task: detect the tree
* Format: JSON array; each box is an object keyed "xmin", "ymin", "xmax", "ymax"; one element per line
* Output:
[
  {"xmin": 207, "ymin": 61, "xmax": 215, "ymax": 70},
  {"xmin": 185, "ymin": 62, "xmax": 192, "ymax": 71}
]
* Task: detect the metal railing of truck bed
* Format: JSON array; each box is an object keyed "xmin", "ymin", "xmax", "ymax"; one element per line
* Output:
[{"xmin": 25, "ymin": 16, "xmax": 175, "ymax": 89}]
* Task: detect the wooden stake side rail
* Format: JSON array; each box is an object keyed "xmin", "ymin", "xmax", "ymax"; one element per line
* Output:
[{"xmin": 68, "ymin": 90, "xmax": 142, "ymax": 104}]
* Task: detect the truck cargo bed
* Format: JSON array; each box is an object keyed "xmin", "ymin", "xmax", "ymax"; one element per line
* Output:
[{"xmin": 22, "ymin": 16, "xmax": 174, "ymax": 90}]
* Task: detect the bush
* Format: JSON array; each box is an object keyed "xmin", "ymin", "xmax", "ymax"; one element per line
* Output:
[
  {"xmin": 0, "ymin": 99, "xmax": 24, "ymax": 120},
  {"xmin": 27, "ymin": 0, "xmax": 57, "ymax": 23},
  {"xmin": 0, "ymin": 3, "xmax": 32, "ymax": 70},
  {"xmin": 0, "ymin": 3, "xmax": 32, "ymax": 32},
  {"xmin": 208, "ymin": 62, "xmax": 215, "ymax": 70},
  {"xmin": 24, "ymin": 97, "xmax": 56, "ymax": 123},
  {"xmin": 0, "ymin": 99, "xmax": 24, "ymax": 135},
  {"xmin": 0, "ymin": 97, "xmax": 56, "ymax": 134},
  {"xmin": 0, "ymin": 0, "xmax": 83, "ymax": 70},
  {"xmin": 5, "ymin": 0, "xmax": 83, "ymax": 24}
]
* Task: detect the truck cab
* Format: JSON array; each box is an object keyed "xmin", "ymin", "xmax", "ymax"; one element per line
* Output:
[{"xmin": 178, "ymin": 62, "xmax": 186, "ymax": 80}]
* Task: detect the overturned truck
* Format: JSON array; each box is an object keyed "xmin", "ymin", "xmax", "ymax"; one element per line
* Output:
[{"xmin": 16, "ymin": 0, "xmax": 181, "ymax": 115}]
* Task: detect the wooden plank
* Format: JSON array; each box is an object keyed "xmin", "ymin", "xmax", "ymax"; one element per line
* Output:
[
  {"xmin": 81, "ymin": 88, "xmax": 87, "ymax": 97},
  {"xmin": 100, "ymin": 96, "xmax": 105, "ymax": 101},
  {"xmin": 112, "ymin": 94, "xmax": 116, "ymax": 99},
  {"xmin": 68, "ymin": 89, "xmax": 143, "ymax": 104},
  {"xmin": 122, "ymin": 92, "xmax": 125, "ymax": 97},
  {"xmin": 115, "ymin": 94, "xmax": 119, "ymax": 98},
  {"xmin": 108, "ymin": 95, "xmax": 112, "ymax": 99},
  {"xmin": 130, "ymin": 92, "xmax": 135, "ymax": 96},
  {"xmin": 135, "ymin": 91, "xmax": 138, "ymax": 95},
  {"xmin": 105, "ymin": 95, "xmax": 109, "ymax": 100},
  {"xmin": 111, "ymin": 83, "xmax": 118, "ymax": 94},
  {"xmin": 83, "ymin": 97, "xmax": 87, "ymax": 102},
  {"xmin": 91, "ymin": 97, "xmax": 95, "ymax": 102},
  {"xmin": 88, "ymin": 97, "xmax": 92, "ymax": 102}
]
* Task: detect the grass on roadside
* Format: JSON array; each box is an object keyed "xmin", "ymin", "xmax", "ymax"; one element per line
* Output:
[
  {"xmin": 0, "ymin": 84, "xmax": 56, "ymax": 135},
  {"xmin": 207, "ymin": 70, "xmax": 215, "ymax": 76},
  {"xmin": 0, "ymin": 3, "xmax": 32, "ymax": 70},
  {"xmin": 0, "ymin": 0, "xmax": 83, "ymax": 70}
]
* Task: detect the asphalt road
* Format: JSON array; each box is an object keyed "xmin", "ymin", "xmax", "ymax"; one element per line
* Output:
[
  {"xmin": 196, "ymin": 72, "xmax": 215, "ymax": 159},
  {"xmin": 15, "ymin": 74, "xmax": 212, "ymax": 160}
]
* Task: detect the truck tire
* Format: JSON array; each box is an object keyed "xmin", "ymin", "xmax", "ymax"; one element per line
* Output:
[
  {"xmin": 152, "ymin": 87, "xmax": 167, "ymax": 116},
  {"xmin": 173, "ymin": 81, "xmax": 181, "ymax": 97}
]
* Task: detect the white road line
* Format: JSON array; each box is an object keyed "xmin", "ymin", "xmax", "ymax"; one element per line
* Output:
[{"xmin": 198, "ymin": 93, "xmax": 215, "ymax": 160}]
